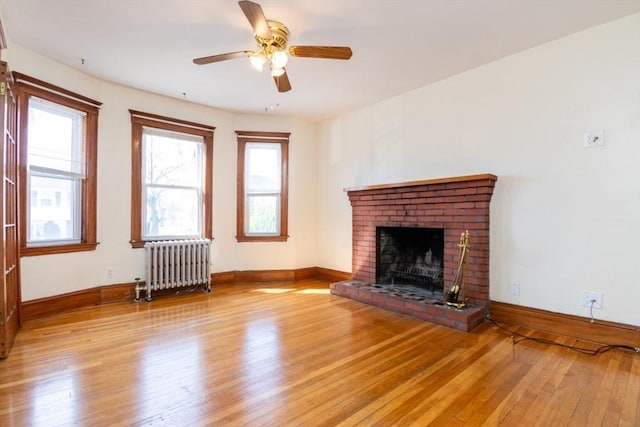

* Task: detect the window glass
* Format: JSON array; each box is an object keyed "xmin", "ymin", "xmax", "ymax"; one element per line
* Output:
[
  {"xmin": 244, "ymin": 143, "xmax": 281, "ymax": 235},
  {"xmin": 142, "ymin": 128, "xmax": 204, "ymax": 240},
  {"xmin": 28, "ymin": 97, "xmax": 86, "ymax": 176},
  {"xmin": 28, "ymin": 174, "xmax": 79, "ymax": 243},
  {"xmin": 246, "ymin": 143, "xmax": 281, "ymax": 192},
  {"xmin": 246, "ymin": 194, "xmax": 279, "ymax": 234},
  {"xmin": 26, "ymin": 98, "xmax": 85, "ymax": 246}
]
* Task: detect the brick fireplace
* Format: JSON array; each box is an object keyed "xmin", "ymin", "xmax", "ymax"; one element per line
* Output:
[{"xmin": 330, "ymin": 174, "xmax": 497, "ymax": 331}]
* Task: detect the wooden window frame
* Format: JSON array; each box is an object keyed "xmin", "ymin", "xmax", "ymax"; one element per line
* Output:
[
  {"xmin": 14, "ymin": 72, "xmax": 100, "ymax": 256},
  {"xmin": 130, "ymin": 110, "xmax": 214, "ymax": 248},
  {"xmin": 236, "ymin": 130, "xmax": 289, "ymax": 242}
]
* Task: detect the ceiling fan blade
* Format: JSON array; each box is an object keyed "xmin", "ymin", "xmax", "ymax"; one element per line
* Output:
[
  {"xmin": 193, "ymin": 51, "xmax": 251, "ymax": 65},
  {"xmin": 273, "ymin": 69, "xmax": 291, "ymax": 93},
  {"xmin": 238, "ymin": 0, "xmax": 272, "ymax": 40},
  {"xmin": 288, "ymin": 46, "xmax": 353, "ymax": 60}
]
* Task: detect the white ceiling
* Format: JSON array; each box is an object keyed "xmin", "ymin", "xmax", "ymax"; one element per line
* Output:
[{"xmin": 2, "ymin": 0, "xmax": 639, "ymax": 121}]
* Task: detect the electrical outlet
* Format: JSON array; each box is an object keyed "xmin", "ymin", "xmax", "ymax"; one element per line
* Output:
[
  {"xmin": 580, "ymin": 290, "xmax": 602, "ymax": 309},
  {"xmin": 107, "ymin": 267, "xmax": 114, "ymax": 279},
  {"xmin": 511, "ymin": 282, "xmax": 520, "ymax": 296}
]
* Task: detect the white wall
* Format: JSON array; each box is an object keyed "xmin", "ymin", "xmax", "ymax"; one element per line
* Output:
[
  {"xmin": 6, "ymin": 14, "xmax": 640, "ymax": 327},
  {"xmin": 317, "ymin": 14, "xmax": 640, "ymax": 326},
  {"xmin": 5, "ymin": 44, "xmax": 319, "ymax": 301}
]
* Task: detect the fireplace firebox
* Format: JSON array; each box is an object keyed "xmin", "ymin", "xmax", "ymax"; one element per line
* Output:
[{"xmin": 377, "ymin": 226, "xmax": 444, "ymax": 296}]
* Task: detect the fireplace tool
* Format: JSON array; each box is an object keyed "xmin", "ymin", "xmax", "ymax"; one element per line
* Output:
[{"xmin": 446, "ymin": 230, "xmax": 469, "ymax": 309}]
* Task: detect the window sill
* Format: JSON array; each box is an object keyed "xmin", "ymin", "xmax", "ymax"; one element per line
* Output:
[
  {"xmin": 236, "ymin": 235, "xmax": 289, "ymax": 243},
  {"xmin": 21, "ymin": 242, "xmax": 99, "ymax": 257},
  {"xmin": 130, "ymin": 241, "xmax": 146, "ymax": 249},
  {"xmin": 130, "ymin": 236, "xmax": 214, "ymax": 249}
]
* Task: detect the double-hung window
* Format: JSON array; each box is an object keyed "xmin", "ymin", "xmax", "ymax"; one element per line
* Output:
[
  {"xmin": 15, "ymin": 73, "xmax": 100, "ymax": 256},
  {"xmin": 130, "ymin": 110, "xmax": 213, "ymax": 247},
  {"xmin": 236, "ymin": 131, "xmax": 289, "ymax": 242}
]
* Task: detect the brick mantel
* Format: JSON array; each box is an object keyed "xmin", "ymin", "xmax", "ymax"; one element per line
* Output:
[{"xmin": 332, "ymin": 174, "xmax": 497, "ymax": 331}]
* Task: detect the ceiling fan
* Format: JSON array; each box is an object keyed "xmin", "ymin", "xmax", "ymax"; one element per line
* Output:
[{"xmin": 193, "ymin": 0, "xmax": 353, "ymax": 93}]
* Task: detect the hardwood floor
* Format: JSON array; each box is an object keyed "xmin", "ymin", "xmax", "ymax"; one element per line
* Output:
[{"xmin": 0, "ymin": 279, "xmax": 638, "ymax": 426}]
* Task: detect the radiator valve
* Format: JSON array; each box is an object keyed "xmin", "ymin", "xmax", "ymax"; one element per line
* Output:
[{"xmin": 133, "ymin": 277, "xmax": 144, "ymax": 302}]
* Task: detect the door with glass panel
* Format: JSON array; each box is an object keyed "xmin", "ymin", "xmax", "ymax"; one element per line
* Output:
[{"xmin": 0, "ymin": 60, "xmax": 21, "ymax": 359}]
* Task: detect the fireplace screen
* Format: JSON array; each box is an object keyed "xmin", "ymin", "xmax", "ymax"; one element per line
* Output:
[{"xmin": 376, "ymin": 227, "xmax": 444, "ymax": 294}]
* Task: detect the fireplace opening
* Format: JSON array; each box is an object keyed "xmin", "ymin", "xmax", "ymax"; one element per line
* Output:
[{"xmin": 376, "ymin": 227, "xmax": 444, "ymax": 298}]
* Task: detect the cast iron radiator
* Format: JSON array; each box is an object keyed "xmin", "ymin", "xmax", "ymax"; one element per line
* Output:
[{"xmin": 135, "ymin": 239, "xmax": 212, "ymax": 301}]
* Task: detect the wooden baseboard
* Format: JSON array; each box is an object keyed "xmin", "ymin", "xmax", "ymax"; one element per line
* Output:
[
  {"xmin": 21, "ymin": 267, "xmax": 353, "ymax": 321},
  {"xmin": 211, "ymin": 267, "xmax": 351, "ymax": 284},
  {"xmin": 316, "ymin": 267, "xmax": 352, "ymax": 282},
  {"xmin": 490, "ymin": 301, "xmax": 640, "ymax": 347},
  {"xmin": 211, "ymin": 271, "xmax": 235, "ymax": 284},
  {"xmin": 234, "ymin": 269, "xmax": 297, "ymax": 282},
  {"xmin": 22, "ymin": 282, "xmax": 135, "ymax": 321},
  {"xmin": 294, "ymin": 267, "xmax": 319, "ymax": 280},
  {"xmin": 212, "ymin": 267, "xmax": 325, "ymax": 284}
]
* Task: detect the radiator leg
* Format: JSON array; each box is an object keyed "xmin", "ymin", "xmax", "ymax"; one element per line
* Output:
[{"xmin": 145, "ymin": 283, "xmax": 153, "ymax": 302}]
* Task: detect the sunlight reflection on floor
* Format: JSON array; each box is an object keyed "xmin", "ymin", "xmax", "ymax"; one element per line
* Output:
[
  {"xmin": 293, "ymin": 289, "xmax": 330, "ymax": 295},
  {"xmin": 32, "ymin": 369, "xmax": 79, "ymax": 426},
  {"xmin": 251, "ymin": 288, "xmax": 329, "ymax": 295},
  {"xmin": 251, "ymin": 288, "xmax": 294, "ymax": 294}
]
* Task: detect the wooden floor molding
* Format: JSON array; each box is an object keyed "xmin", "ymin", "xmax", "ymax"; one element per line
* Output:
[
  {"xmin": 20, "ymin": 282, "xmax": 137, "ymax": 321},
  {"xmin": 3, "ymin": 279, "xmax": 639, "ymax": 425},
  {"xmin": 490, "ymin": 301, "xmax": 640, "ymax": 348},
  {"xmin": 212, "ymin": 267, "xmax": 351, "ymax": 284},
  {"xmin": 21, "ymin": 267, "xmax": 352, "ymax": 321}
]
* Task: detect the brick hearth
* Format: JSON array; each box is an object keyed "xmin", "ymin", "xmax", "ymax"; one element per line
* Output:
[{"xmin": 330, "ymin": 174, "xmax": 497, "ymax": 332}]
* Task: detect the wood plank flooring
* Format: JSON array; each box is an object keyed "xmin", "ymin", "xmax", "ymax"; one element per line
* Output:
[{"xmin": 0, "ymin": 279, "xmax": 638, "ymax": 426}]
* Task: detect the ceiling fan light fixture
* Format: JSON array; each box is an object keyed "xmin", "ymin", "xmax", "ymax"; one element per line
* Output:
[
  {"xmin": 270, "ymin": 64, "xmax": 285, "ymax": 77},
  {"xmin": 249, "ymin": 52, "xmax": 267, "ymax": 71},
  {"xmin": 271, "ymin": 50, "xmax": 288, "ymax": 68},
  {"xmin": 193, "ymin": 1, "xmax": 353, "ymax": 93}
]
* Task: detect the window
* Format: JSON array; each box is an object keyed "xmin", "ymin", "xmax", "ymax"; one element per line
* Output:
[
  {"xmin": 14, "ymin": 72, "xmax": 100, "ymax": 256},
  {"xmin": 130, "ymin": 110, "xmax": 214, "ymax": 248},
  {"xmin": 236, "ymin": 131, "xmax": 289, "ymax": 242}
]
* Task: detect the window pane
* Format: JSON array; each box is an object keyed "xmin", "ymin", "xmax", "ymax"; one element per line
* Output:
[
  {"xmin": 28, "ymin": 175, "xmax": 79, "ymax": 243},
  {"xmin": 143, "ymin": 130, "xmax": 202, "ymax": 187},
  {"xmin": 141, "ymin": 126, "xmax": 205, "ymax": 240},
  {"xmin": 246, "ymin": 194, "xmax": 279, "ymax": 234},
  {"xmin": 144, "ymin": 187, "xmax": 201, "ymax": 238},
  {"xmin": 28, "ymin": 97, "xmax": 86, "ymax": 176},
  {"xmin": 246, "ymin": 143, "xmax": 281, "ymax": 192}
]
